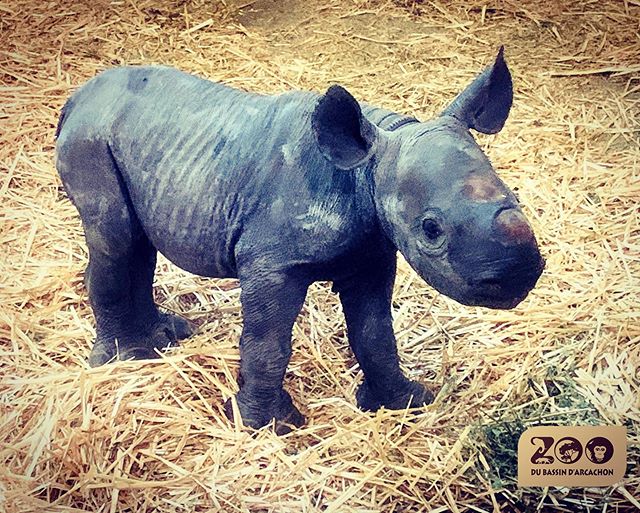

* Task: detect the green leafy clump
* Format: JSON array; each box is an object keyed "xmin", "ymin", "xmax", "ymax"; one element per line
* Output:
[{"xmin": 465, "ymin": 373, "xmax": 615, "ymax": 511}]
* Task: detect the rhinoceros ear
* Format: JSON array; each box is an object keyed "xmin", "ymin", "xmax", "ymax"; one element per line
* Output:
[
  {"xmin": 441, "ymin": 46, "xmax": 513, "ymax": 134},
  {"xmin": 312, "ymin": 85, "xmax": 377, "ymax": 170}
]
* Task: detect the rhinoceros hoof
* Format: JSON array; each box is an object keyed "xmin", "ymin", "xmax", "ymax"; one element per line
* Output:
[
  {"xmin": 87, "ymin": 315, "xmax": 190, "ymax": 367},
  {"xmin": 356, "ymin": 379, "xmax": 434, "ymax": 412},
  {"xmin": 223, "ymin": 389, "xmax": 306, "ymax": 435},
  {"xmin": 158, "ymin": 312, "xmax": 195, "ymax": 341},
  {"xmin": 88, "ymin": 336, "xmax": 176, "ymax": 367}
]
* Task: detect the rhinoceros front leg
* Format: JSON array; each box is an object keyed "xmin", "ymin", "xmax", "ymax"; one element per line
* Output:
[
  {"xmin": 337, "ymin": 258, "xmax": 434, "ymax": 412},
  {"xmin": 224, "ymin": 268, "xmax": 308, "ymax": 434}
]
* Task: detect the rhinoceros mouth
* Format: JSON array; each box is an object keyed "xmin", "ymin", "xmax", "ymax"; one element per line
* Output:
[
  {"xmin": 468, "ymin": 256, "xmax": 545, "ymax": 309},
  {"xmin": 472, "ymin": 290, "xmax": 530, "ymax": 310}
]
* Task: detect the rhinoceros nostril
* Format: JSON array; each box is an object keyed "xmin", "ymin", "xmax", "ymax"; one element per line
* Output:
[{"xmin": 493, "ymin": 208, "xmax": 534, "ymax": 245}]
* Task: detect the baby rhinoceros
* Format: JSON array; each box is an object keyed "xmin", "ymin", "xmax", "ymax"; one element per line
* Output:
[{"xmin": 56, "ymin": 47, "xmax": 544, "ymax": 433}]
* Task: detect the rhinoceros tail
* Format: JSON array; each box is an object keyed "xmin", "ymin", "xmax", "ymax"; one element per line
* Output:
[{"xmin": 55, "ymin": 98, "xmax": 74, "ymax": 139}]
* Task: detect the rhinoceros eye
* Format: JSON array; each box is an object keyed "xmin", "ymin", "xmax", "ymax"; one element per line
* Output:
[
  {"xmin": 419, "ymin": 211, "xmax": 447, "ymax": 254},
  {"xmin": 422, "ymin": 218, "xmax": 443, "ymax": 241}
]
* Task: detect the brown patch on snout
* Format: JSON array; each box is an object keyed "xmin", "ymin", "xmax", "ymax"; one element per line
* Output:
[
  {"xmin": 494, "ymin": 208, "xmax": 534, "ymax": 245},
  {"xmin": 462, "ymin": 175, "xmax": 508, "ymax": 203}
]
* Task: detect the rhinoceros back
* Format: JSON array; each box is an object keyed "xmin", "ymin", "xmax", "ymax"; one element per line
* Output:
[{"xmin": 56, "ymin": 67, "xmax": 319, "ymax": 277}]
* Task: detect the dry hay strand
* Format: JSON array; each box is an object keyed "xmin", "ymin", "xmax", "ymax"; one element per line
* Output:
[{"xmin": 1, "ymin": 0, "xmax": 639, "ymax": 511}]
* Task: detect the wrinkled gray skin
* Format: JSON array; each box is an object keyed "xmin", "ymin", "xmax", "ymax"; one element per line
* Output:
[{"xmin": 56, "ymin": 48, "xmax": 544, "ymax": 434}]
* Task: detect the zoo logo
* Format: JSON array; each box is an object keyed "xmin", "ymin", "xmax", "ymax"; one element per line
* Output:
[
  {"xmin": 530, "ymin": 435, "xmax": 614, "ymax": 465},
  {"xmin": 517, "ymin": 426, "xmax": 626, "ymax": 487}
]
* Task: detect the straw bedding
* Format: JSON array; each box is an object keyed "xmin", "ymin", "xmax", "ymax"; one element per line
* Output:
[{"xmin": 1, "ymin": 0, "xmax": 638, "ymax": 511}]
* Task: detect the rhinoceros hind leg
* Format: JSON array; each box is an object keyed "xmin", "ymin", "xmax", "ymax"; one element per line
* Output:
[{"xmin": 57, "ymin": 137, "xmax": 192, "ymax": 366}]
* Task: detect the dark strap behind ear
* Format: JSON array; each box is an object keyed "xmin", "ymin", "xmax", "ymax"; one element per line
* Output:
[{"xmin": 441, "ymin": 46, "xmax": 513, "ymax": 134}]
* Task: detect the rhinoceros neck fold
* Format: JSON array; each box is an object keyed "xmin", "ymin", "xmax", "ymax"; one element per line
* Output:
[{"xmin": 360, "ymin": 104, "xmax": 420, "ymax": 132}]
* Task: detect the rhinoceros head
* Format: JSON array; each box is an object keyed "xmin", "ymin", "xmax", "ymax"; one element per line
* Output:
[{"xmin": 312, "ymin": 48, "xmax": 544, "ymax": 309}]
